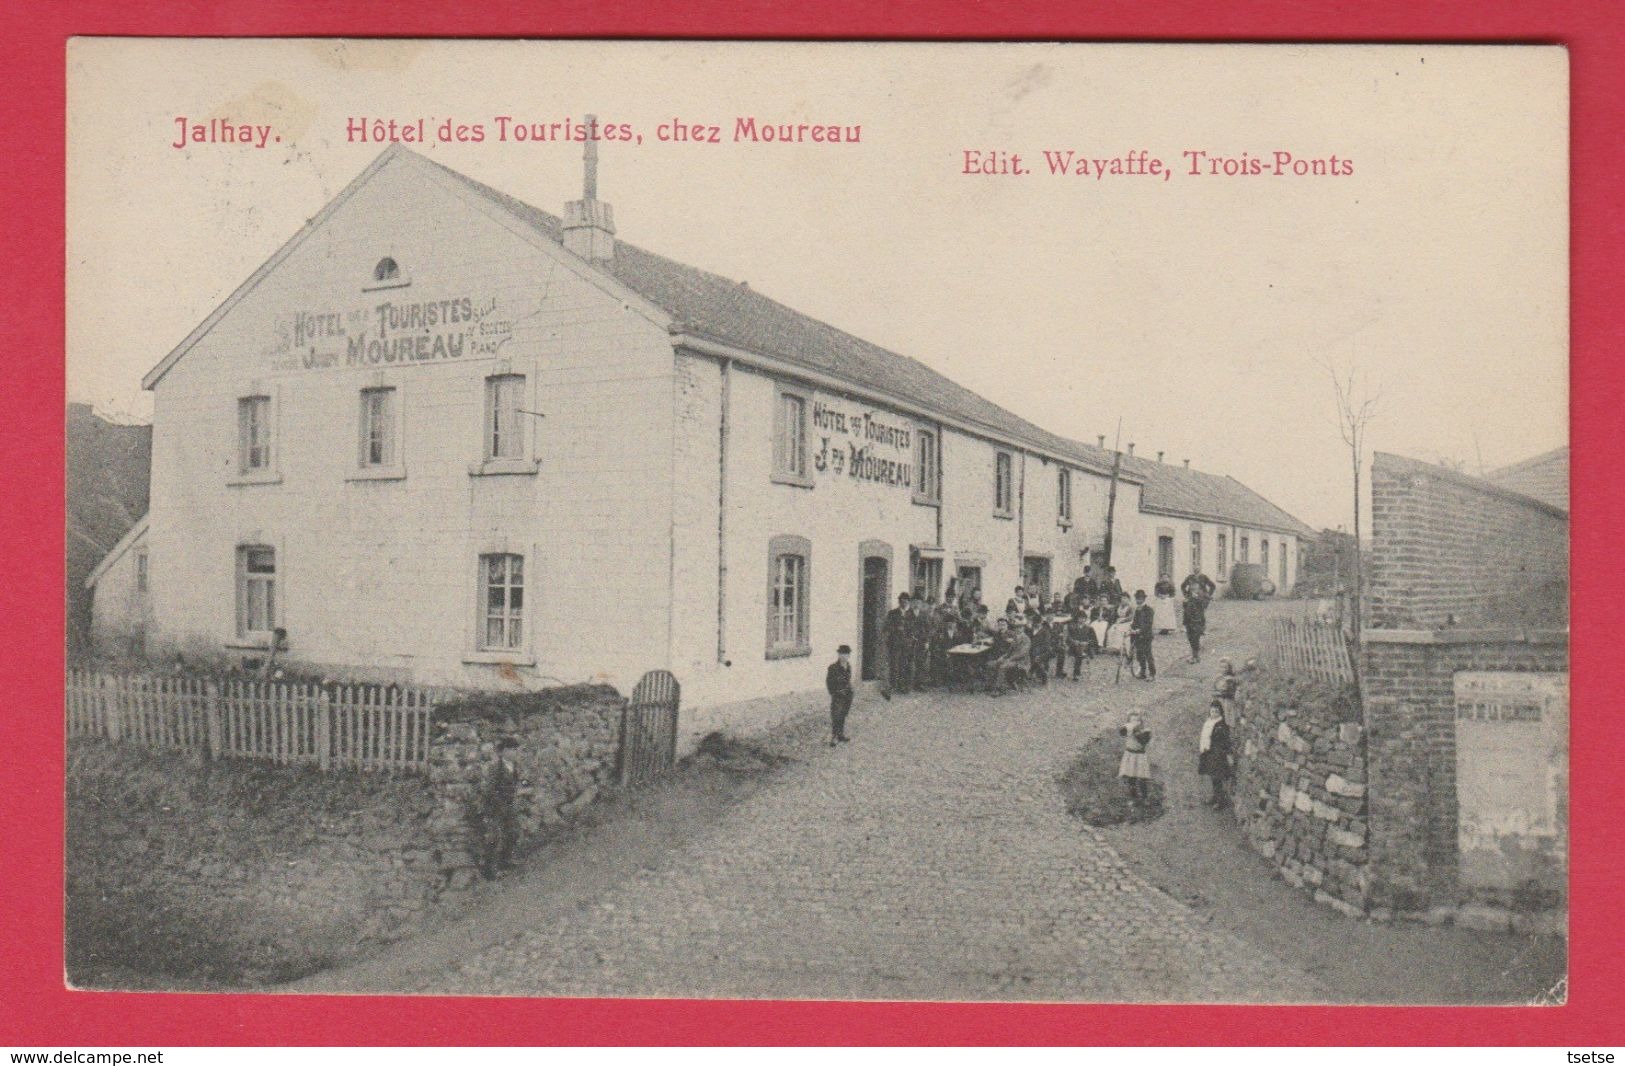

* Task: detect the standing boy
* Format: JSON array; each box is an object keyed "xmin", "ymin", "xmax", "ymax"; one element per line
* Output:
[
  {"xmin": 1130, "ymin": 589, "xmax": 1157, "ymax": 681},
  {"xmin": 826, "ymin": 644, "xmax": 854, "ymax": 745}
]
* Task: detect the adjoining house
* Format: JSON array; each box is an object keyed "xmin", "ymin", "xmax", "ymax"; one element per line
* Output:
[{"xmin": 87, "ymin": 143, "xmax": 1311, "ymax": 738}]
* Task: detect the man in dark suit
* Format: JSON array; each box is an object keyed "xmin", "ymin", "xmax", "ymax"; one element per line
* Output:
[
  {"xmin": 1181, "ymin": 567, "xmax": 1217, "ymax": 603},
  {"xmin": 1198, "ymin": 700, "xmax": 1234, "ymax": 808},
  {"xmin": 1129, "ymin": 589, "xmax": 1157, "ymax": 681},
  {"xmin": 826, "ymin": 644, "xmax": 854, "ymax": 745},
  {"xmin": 477, "ymin": 736, "xmax": 523, "ymax": 878},
  {"xmin": 883, "ymin": 592, "xmax": 912, "ymax": 698}
]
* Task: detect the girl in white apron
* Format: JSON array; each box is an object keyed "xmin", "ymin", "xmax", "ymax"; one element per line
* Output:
[{"xmin": 1118, "ymin": 712, "xmax": 1153, "ymax": 804}]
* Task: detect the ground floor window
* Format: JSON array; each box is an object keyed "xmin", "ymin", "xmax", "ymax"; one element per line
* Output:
[
  {"xmin": 480, "ymin": 553, "xmax": 525, "ymax": 651},
  {"xmin": 235, "ymin": 545, "xmax": 276, "ymax": 639},
  {"xmin": 1217, "ymin": 533, "xmax": 1228, "ymax": 577},
  {"xmin": 955, "ymin": 565, "xmax": 983, "ymax": 605},
  {"xmin": 913, "ymin": 555, "xmax": 943, "ymax": 602},
  {"xmin": 1023, "ymin": 556, "xmax": 1051, "ymax": 602},
  {"xmin": 766, "ymin": 535, "xmax": 811, "ymax": 658}
]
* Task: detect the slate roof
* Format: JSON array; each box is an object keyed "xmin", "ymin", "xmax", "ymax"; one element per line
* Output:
[
  {"xmin": 421, "ymin": 153, "xmax": 1125, "ymax": 479},
  {"xmin": 1486, "ymin": 445, "xmax": 1569, "ymax": 514},
  {"xmin": 145, "ymin": 145, "xmax": 1319, "ymax": 536},
  {"xmin": 1037, "ymin": 436, "xmax": 1316, "ymax": 537}
]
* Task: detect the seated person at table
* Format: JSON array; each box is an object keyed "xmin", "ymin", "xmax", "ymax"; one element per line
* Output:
[
  {"xmin": 1029, "ymin": 616, "xmax": 1057, "ymax": 686},
  {"xmin": 989, "ymin": 619, "xmax": 1032, "ymax": 695},
  {"xmin": 1066, "ymin": 613, "xmax": 1098, "ymax": 678}
]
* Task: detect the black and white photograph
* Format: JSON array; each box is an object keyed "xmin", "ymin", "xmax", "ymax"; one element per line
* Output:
[{"xmin": 64, "ymin": 39, "xmax": 1569, "ymax": 1003}]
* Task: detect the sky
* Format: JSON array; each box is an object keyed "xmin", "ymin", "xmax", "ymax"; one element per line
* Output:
[{"xmin": 66, "ymin": 40, "xmax": 1568, "ymax": 532}]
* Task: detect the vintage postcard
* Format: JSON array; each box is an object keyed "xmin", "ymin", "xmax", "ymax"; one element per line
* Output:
[{"xmin": 65, "ymin": 39, "xmax": 1568, "ymax": 1003}]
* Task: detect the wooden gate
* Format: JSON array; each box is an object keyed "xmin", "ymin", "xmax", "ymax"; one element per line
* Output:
[
  {"xmin": 1272, "ymin": 618, "xmax": 1356, "ymax": 686},
  {"xmin": 620, "ymin": 669, "xmax": 680, "ymax": 786}
]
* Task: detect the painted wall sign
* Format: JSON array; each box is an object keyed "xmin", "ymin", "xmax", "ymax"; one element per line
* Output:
[
  {"xmin": 1453, "ymin": 670, "xmax": 1568, "ymax": 892},
  {"xmin": 810, "ymin": 397, "xmax": 915, "ymax": 490},
  {"xmin": 267, "ymin": 295, "xmax": 515, "ymax": 371}
]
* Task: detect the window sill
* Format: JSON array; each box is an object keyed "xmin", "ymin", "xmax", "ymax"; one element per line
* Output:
[
  {"xmin": 224, "ymin": 638, "xmax": 281, "ymax": 652},
  {"xmin": 993, "ymin": 509, "xmax": 1014, "ymax": 521},
  {"xmin": 468, "ymin": 458, "xmax": 541, "ymax": 477},
  {"xmin": 765, "ymin": 645, "xmax": 812, "ymax": 661},
  {"xmin": 227, "ymin": 470, "xmax": 282, "ymax": 486},
  {"xmin": 912, "ymin": 493, "xmax": 941, "ymax": 508},
  {"xmin": 1057, "ymin": 518, "xmax": 1073, "ymax": 531},
  {"xmin": 771, "ymin": 470, "xmax": 815, "ymax": 489},
  {"xmin": 462, "ymin": 650, "xmax": 538, "ymax": 666},
  {"xmin": 346, "ymin": 466, "xmax": 407, "ymax": 482}
]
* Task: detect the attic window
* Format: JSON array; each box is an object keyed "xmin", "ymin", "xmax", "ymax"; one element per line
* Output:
[{"xmin": 363, "ymin": 257, "xmax": 411, "ymax": 292}]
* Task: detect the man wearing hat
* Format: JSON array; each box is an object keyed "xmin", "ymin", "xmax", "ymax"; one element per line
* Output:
[
  {"xmin": 883, "ymin": 592, "xmax": 913, "ymax": 698},
  {"xmin": 477, "ymin": 736, "xmax": 523, "ymax": 879},
  {"xmin": 826, "ymin": 644, "xmax": 855, "ymax": 745}
]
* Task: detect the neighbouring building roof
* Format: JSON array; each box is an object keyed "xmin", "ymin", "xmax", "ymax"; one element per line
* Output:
[{"xmin": 1486, "ymin": 445, "xmax": 1568, "ymax": 514}]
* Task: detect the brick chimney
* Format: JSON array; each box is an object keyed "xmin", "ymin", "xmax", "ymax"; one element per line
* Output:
[
  {"xmin": 1126, "ymin": 443, "xmax": 1135, "ymax": 457},
  {"xmin": 1183, "ymin": 458, "xmax": 1190, "ymax": 468},
  {"xmin": 563, "ymin": 115, "xmax": 616, "ymax": 263},
  {"xmin": 1157, "ymin": 450, "xmax": 1164, "ymax": 463},
  {"xmin": 1096, "ymin": 434, "xmax": 1105, "ymax": 448}
]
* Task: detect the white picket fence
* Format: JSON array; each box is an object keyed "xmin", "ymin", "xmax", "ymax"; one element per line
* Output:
[{"xmin": 66, "ymin": 669, "xmax": 442, "ymax": 772}]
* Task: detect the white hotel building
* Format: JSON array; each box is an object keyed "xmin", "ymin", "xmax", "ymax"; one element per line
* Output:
[{"xmin": 88, "ymin": 145, "xmax": 1311, "ymax": 742}]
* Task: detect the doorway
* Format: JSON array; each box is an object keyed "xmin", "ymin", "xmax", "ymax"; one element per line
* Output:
[
  {"xmin": 1022, "ymin": 556, "xmax": 1052, "ymax": 602},
  {"xmin": 859, "ymin": 548, "xmax": 891, "ymax": 682},
  {"xmin": 1157, "ymin": 535, "xmax": 1175, "ymax": 581}
]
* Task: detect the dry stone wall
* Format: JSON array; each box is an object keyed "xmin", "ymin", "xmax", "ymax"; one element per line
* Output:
[
  {"xmin": 1231, "ymin": 670, "xmax": 1370, "ymax": 917},
  {"xmin": 67, "ymin": 683, "xmax": 629, "ymax": 985}
]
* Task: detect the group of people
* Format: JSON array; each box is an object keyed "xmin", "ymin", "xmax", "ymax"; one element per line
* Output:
[
  {"xmin": 1116, "ymin": 657, "xmax": 1245, "ymax": 809},
  {"xmin": 876, "ymin": 566, "xmax": 1149, "ymax": 700},
  {"xmin": 824, "ymin": 564, "xmax": 1230, "ymax": 745}
]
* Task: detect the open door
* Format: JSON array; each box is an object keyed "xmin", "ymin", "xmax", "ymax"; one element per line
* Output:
[{"xmin": 859, "ymin": 551, "xmax": 890, "ymax": 682}]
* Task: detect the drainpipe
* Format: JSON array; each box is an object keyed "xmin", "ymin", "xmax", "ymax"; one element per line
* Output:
[
  {"xmin": 1016, "ymin": 451, "xmax": 1027, "ymax": 585},
  {"xmin": 716, "ymin": 358, "xmax": 731, "ymax": 665}
]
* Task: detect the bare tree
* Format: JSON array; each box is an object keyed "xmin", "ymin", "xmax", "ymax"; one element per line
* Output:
[{"xmin": 1323, "ymin": 360, "xmax": 1382, "ymax": 664}]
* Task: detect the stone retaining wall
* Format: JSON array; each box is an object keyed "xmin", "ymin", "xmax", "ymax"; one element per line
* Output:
[
  {"xmin": 1231, "ymin": 670, "xmax": 1370, "ymax": 917},
  {"xmin": 67, "ymin": 683, "xmax": 629, "ymax": 985}
]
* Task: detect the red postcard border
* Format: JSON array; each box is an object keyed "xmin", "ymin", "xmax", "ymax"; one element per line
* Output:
[{"xmin": 2, "ymin": 0, "xmax": 1619, "ymax": 1047}]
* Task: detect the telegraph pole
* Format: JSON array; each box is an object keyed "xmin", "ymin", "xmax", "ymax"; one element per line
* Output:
[{"xmin": 1102, "ymin": 418, "xmax": 1123, "ymax": 568}]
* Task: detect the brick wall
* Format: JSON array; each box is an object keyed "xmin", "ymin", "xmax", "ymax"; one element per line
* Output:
[
  {"xmin": 1361, "ymin": 636, "xmax": 1568, "ymax": 912},
  {"xmin": 1367, "ymin": 451, "xmax": 1567, "ymax": 630},
  {"xmin": 1359, "ymin": 450, "xmax": 1568, "ymax": 922}
]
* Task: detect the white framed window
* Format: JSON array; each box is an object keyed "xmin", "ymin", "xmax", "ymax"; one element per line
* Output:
[
  {"xmin": 994, "ymin": 450, "xmax": 1014, "ymax": 517},
  {"xmin": 1240, "ymin": 535, "xmax": 1251, "ymax": 563},
  {"xmin": 479, "ymin": 553, "xmax": 525, "ymax": 652},
  {"xmin": 1058, "ymin": 467, "xmax": 1073, "ymax": 524},
  {"xmin": 766, "ymin": 534, "xmax": 811, "ymax": 658},
  {"xmin": 772, "ymin": 384, "xmax": 812, "ymax": 487},
  {"xmin": 1217, "ymin": 532, "xmax": 1229, "ymax": 578},
  {"xmin": 238, "ymin": 395, "xmax": 272, "ymax": 473},
  {"xmin": 235, "ymin": 545, "xmax": 277, "ymax": 640},
  {"xmin": 484, "ymin": 375, "xmax": 526, "ymax": 461},
  {"xmin": 359, "ymin": 386, "xmax": 397, "ymax": 468},
  {"xmin": 1190, "ymin": 529, "xmax": 1202, "ymax": 573},
  {"xmin": 914, "ymin": 428, "xmax": 940, "ymax": 505},
  {"xmin": 1261, "ymin": 539, "xmax": 1270, "ymax": 572}
]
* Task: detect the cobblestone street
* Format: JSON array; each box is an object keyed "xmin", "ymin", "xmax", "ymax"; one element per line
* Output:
[{"xmin": 349, "ymin": 603, "xmax": 1339, "ymax": 1002}]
